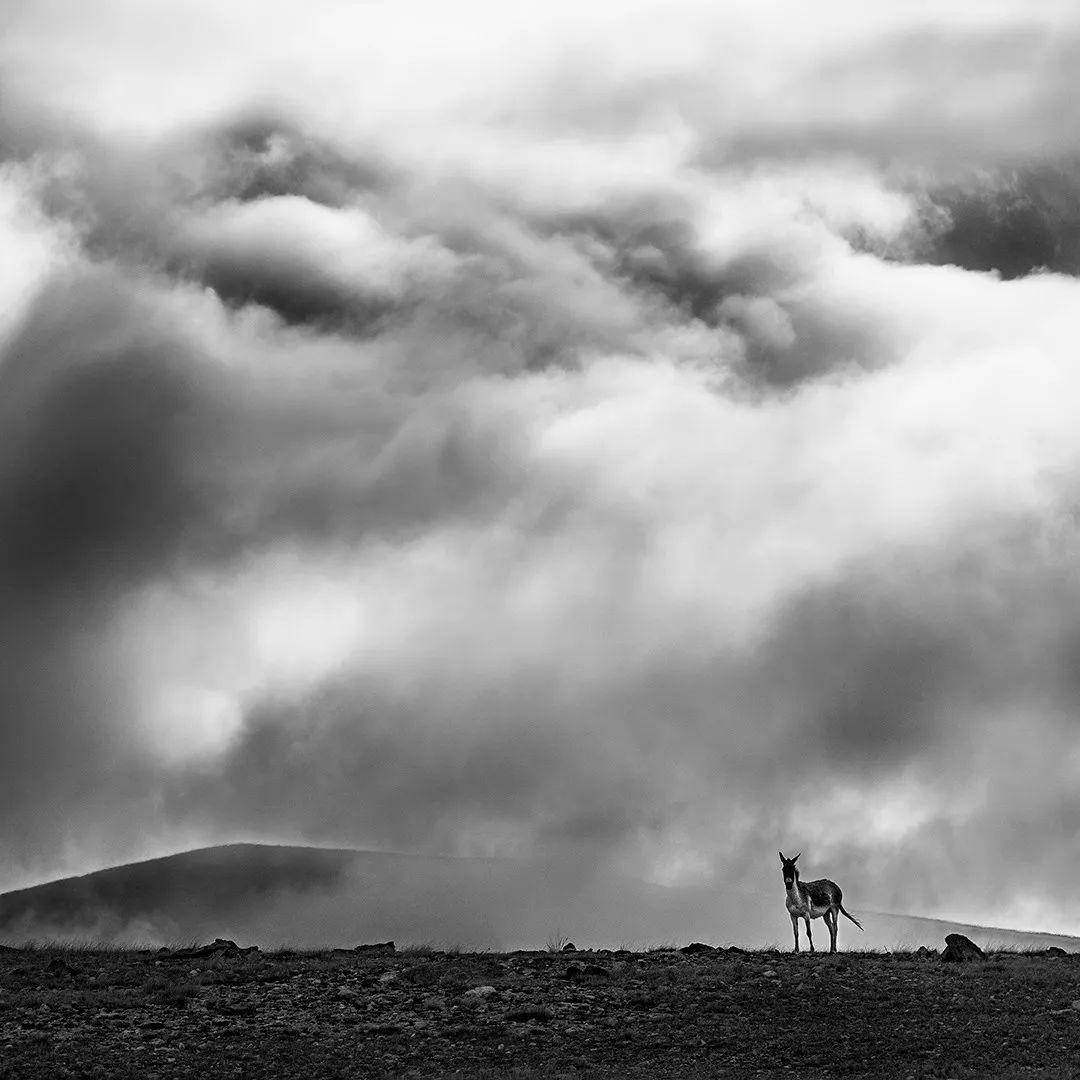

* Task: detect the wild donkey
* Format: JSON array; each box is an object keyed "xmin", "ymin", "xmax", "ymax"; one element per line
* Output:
[{"xmin": 779, "ymin": 851, "xmax": 863, "ymax": 954}]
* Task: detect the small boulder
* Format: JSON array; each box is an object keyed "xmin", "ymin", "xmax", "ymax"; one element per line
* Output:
[
  {"xmin": 914, "ymin": 946, "xmax": 939, "ymax": 959},
  {"xmin": 161, "ymin": 938, "xmax": 257, "ymax": 961},
  {"xmin": 680, "ymin": 942, "xmax": 715, "ymax": 955},
  {"xmin": 354, "ymin": 941, "xmax": 396, "ymax": 955},
  {"xmin": 940, "ymin": 934, "xmax": 985, "ymax": 963},
  {"xmin": 1045, "ymin": 946, "xmax": 1068, "ymax": 957},
  {"xmin": 561, "ymin": 942, "xmax": 577, "ymax": 953},
  {"xmin": 507, "ymin": 1004, "xmax": 554, "ymax": 1023},
  {"xmin": 464, "ymin": 985, "xmax": 497, "ymax": 998},
  {"xmin": 564, "ymin": 961, "xmax": 608, "ymax": 981},
  {"xmin": 46, "ymin": 957, "xmax": 80, "ymax": 978}
]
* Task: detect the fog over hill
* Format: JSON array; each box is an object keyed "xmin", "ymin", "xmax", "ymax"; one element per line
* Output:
[{"xmin": 1, "ymin": 845, "xmax": 1076, "ymax": 953}]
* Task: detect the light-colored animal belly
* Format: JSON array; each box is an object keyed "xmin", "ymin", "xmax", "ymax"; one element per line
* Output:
[{"xmin": 788, "ymin": 895, "xmax": 830, "ymax": 919}]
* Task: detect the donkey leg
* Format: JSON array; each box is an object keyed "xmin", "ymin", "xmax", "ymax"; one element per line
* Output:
[{"xmin": 791, "ymin": 915, "xmax": 800, "ymax": 953}]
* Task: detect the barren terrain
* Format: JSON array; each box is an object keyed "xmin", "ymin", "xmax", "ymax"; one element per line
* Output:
[{"xmin": 2, "ymin": 941, "xmax": 1080, "ymax": 1079}]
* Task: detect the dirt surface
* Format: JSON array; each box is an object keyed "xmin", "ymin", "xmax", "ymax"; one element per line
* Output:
[{"xmin": 2, "ymin": 942, "xmax": 1080, "ymax": 1078}]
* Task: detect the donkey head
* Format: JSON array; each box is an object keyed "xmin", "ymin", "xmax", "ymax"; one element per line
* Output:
[{"xmin": 778, "ymin": 851, "xmax": 801, "ymax": 888}]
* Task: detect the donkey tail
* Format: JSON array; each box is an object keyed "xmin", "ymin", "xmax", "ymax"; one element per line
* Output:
[{"xmin": 839, "ymin": 904, "xmax": 863, "ymax": 931}]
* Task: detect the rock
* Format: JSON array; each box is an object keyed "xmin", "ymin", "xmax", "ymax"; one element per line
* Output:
[
  {"xmin": 561, "ymin": 942, "xmax": 577, "ymax": 952},
  {"xmin": 160, "ymin": 938, "xmax": 258, "ymax": 961},
  {"xmin": 914, "ymin": 946, "xmax": 938, "ymax": 959},
  {"xmin": 336, "ymin": 987, "xmax": 360, "ymax": 1001},
  {"xmin": 1070, "ymin": 1000, "xmax": 1080, "ymax": 1010},
  {"xmin": 1045, "ymin": 946, "xmax": 1068, "ymax": 956},
  {"xmin": 377, "ymin": 971, "xmax": 399, "ymax": 984},
  {"xmin": 507, "ymin": 1004, "xmax": 554, "ymax": 1023},
  {"xmin": 679, "ymin": 943, "xmax": 715, "ymax": 955},
  {"xmin": 940, "ymin": 934, "xmax": 985, "ymax": 963},
  {"xmin": 564, "ymin": 961, "xmax": 609, "ymax": 981},
  {"xmin": 464, "ymin": 985, "xmax": 497, "ymax": 997},
  {"xmin": 46, "ymin": 957, "xmax": 80, "ymax": 977},
  {"xmin": 354, "ymin": 941, "xmax": 396, "ymax": 955}
]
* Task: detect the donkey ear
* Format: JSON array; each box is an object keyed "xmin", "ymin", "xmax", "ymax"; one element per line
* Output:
[
  {"xmin": 792, "ymin": 852, "xmax": 801, "ymax": 862},
  {"xmin": 778, "ymin": 851, "xmax": 786, "ymax": 863}
]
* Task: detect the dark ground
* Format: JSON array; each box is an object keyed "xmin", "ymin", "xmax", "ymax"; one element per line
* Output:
[{"xmin": 2, "ymin": 941, "xmax": 1080, "ymax": 1079}]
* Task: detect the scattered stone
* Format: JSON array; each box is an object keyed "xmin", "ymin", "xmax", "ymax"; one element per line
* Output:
[
  {"xmin": 507, "ymin": 1005, "xmax": 554, "ymax": 1023},
  {"xmin": 762, "ymin": 969, "xmax": 778, "ymax": 979},
  {"xmin": 940, "ymin": 935, "xmax": 985, "ymax": 963},
  {"xmin": 354, "ymin": 941, "xmax": 396, "ymax": 955},
  {"xmin": 464, "ymin": 985, "xmax": 497, "ymax": 998},
  {"xmin": 679, "ymin": 942, "xmax": 715, "ymax": 955},
  {"xmin": 214, "ymin": 1002, "xmax": 258, "ymax": 1017},
  {"xmin": 336, "ymin": 987, "xmax": 360, "ymax": 1002},
  {"xmin": 561, "ymin": 942, "xmax": 577, "ymax": 953},
  {"xmin": 1071, "ymin": 1000, "xmax": 1080, "ymax": 1010},
  {"xmin": 377, "ymin": 971, "xmax": 400, "ymax": 984},
  {"xmin": 914, "ymin": 946, "xmax": 938, "ymax": 959}
]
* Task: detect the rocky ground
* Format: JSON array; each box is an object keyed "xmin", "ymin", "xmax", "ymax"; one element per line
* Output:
[{"xmin": 2, "ymin": 939, "xmax": 1080, "ymax": 1078}]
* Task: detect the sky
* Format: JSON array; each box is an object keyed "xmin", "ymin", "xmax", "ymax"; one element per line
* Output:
[{"xmin": 3, "ymin": 0, "xmax": 1080, "ymax": 936}]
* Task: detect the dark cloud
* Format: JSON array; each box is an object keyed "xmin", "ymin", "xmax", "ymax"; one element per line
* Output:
[
  {"xmin": 918, "ymin": 164, "xmax": 1080, "ymax": 278},
  {"xmin": 0, "ymin": 275, "xmax": 224, "ymax": 596},
  {"xmin": 188, "ymin": 242, "xmax": 394, "ymax": 332},
  {"xmin": 201, "ymin": 110, "xmax": 390, "ymax": 207}
]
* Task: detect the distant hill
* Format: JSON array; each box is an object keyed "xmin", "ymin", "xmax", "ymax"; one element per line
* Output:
[{"xmin": 1, "ymin": 843, "xmax": 1077, "ymax": 952}]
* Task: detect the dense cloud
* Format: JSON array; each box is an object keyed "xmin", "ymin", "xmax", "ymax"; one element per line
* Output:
[{"xmin": 2, "ymin": 0, "xmax": 1080, "ymax": 940}]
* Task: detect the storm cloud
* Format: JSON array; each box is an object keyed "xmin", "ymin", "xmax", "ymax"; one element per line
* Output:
[{"xmin": 2, "ymin": 0, "xmax": 1080, "ymax": 940}]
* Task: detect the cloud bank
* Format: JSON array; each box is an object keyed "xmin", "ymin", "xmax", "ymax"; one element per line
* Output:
[{"xmin": 3, "ymin": 0, "xmax": 1080, "ymax": 937}]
